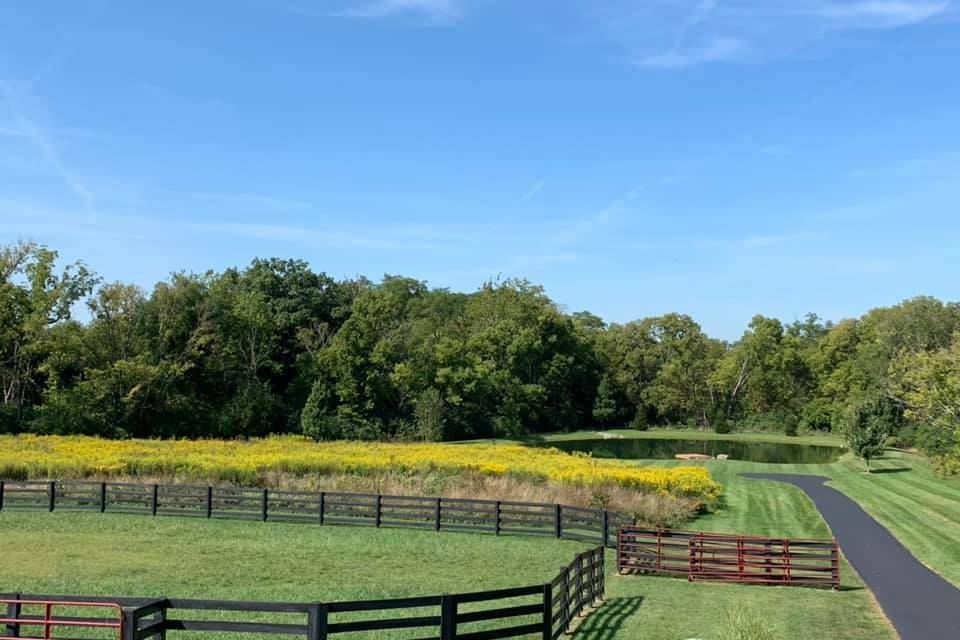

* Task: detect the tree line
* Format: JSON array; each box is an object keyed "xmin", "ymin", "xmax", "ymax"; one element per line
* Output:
[{"xmin": 1, "ymin": 241, "xmax": 957, "ymax": 471}]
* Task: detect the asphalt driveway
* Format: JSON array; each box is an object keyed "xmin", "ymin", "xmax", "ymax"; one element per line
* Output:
[{"xmin": 741, "ymin": 473, "xmax": 960, "ymax": 640}]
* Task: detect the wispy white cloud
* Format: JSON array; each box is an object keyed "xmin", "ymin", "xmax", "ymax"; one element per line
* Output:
[
  {"xmin": 552, "ymin": 185, "xmax": 644, "ymax": 245},
  {"xmin": 166, "ymin": 190, "xmax": 313, "ymax": 212},
  {"xmin": 0, "ymin": 79, "xmax": 95, "ymax": 209},
  {"xmin": 515, "ymin": 180, "xmax": 545, "ymax": 205},
  {"xmin": 328, "ymin": 0, "xmax": 464, "ymax": 22},
  {"xmin": 802, "ymin": 1, "xmax": 950, "ymax": 28},
  {"xmin": 636, "ymin": 37, "xmax": 748, "ymax": 69},
  {"xmin": 0, "ymin": 125, "xmax": 95, "ymax": 139},
  {"xmin": 595, "ymin": 0, "xmax": 952, "ymax": 70},
  {"xmin": 687, "ymin": 232, "xmax": 813, "ymax": 251},
  {"xmin": 139, "ymin": 83, "xmax": 234, "ymax": 113},
  {"xmin": 597, "ymin": 185, "xmax": 644, "ymax": 221}
]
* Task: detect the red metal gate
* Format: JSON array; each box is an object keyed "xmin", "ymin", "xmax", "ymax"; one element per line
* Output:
[
  {"xmin": 0, "ymin": 599, "xmax": 123, "ymax": 639},
  {"xmin": 618, "ymin": 526, "xmax": 840, "ymax": 589}
]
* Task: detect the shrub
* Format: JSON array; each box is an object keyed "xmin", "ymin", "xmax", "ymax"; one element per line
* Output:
[
  {"xmin": 914, "ymin": 423, "xmax": 955, "ymax": 456},
  {"xmin": 800, "ymin": 398, "xmax": 838, "ymax": 432},
  {"xmin": 628, "ymin": 412, "xmax": 648, "ymax": 431},
  {"xmin": 735, "ymin": 410, "xmax": 798, "ymax": 434},
  {"xmin": 933, "ymin": 452, "xmax": 960, "ymax": 476},
  {"xmin": 782, "ymin": 412, "xmax": 799, "ymax": 437}
]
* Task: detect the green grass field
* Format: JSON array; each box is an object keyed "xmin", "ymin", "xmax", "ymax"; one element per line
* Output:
[
  {"xmin": 1, "ymin": 506, "xmax": 893, "ymax": 640},
  {"xmin": 529, "ymin": 428, "xmax": 846, "ymax": 447},
  {"xmin": 518, "ymin": 429, "xmax": 960, "ymax": 587},
  {"xmin": 0, "ymin": 512, "xmax": 582, "ymax": 600},
  {"xmin": 585, "ymin": 447, "xmax": 960, "ymax": 639},
  {"xmin": 0, "ymin": 511, "xmax": 585, "ymax": 639},
  {"xmin": 638, "ymin": 450, "xmax": 960, "ymax": 589},
  {"xmin": 575, "ymin": 457, "xmax": 900, "ymax": 640}
]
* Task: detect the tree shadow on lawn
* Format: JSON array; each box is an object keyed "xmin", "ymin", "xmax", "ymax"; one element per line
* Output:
[
  {"xmin": 866, "ymin": 467, "xmax": 912, "ymax": 474},
  {"xmin": 572, "ymin": 596, "xmax": 644, "ymax": 639}
]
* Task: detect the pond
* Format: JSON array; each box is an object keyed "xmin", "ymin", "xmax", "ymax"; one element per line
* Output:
[{"xmin": 538, "ymin": 437, "xmax": 843, "ymax": 464}]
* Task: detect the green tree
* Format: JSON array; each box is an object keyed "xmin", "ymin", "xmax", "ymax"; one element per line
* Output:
[
  {"xmin": 591, "ymin": 376, "xmax": 620, "ymax": 426},
  {"xmin": 712, "ymin": 315, "xmax": 817, "ymax": 433},
  {"xmin": 890, "ymin": 334, "xmax": 960, "ymax": 467},
  {"xmin": 0, "ymin": 242, "xmax": 97, "ymax": 427},
  {"xmin": 641, "ymin": 314, "xmax": 724, "ymax": 428},
  {"xmin": 843, "ymin": 396, "xmax": 895, "ymax": 471}
]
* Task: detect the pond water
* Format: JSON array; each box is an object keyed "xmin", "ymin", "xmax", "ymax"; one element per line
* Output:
[{"xmin": 539, "ymin": 437, "xmax": 842, "ymax": 464}]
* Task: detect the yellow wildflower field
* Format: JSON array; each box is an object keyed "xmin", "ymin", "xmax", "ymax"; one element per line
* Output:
[{"xmin": 0, "ymin": 435, "xmax": 721, "ymax": 504}]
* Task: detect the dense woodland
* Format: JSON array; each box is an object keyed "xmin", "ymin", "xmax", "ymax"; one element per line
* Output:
[{"xmin": 2, "ymin": 241, "xmax": 958, "ymax": 471}]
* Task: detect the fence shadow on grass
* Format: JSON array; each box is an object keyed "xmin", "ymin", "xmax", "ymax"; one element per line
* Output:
[{"xmin": 571, "ymin": 596, "xmax": 644, "ymax": 640}]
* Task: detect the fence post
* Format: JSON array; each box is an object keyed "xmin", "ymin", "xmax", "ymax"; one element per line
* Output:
[
  {"xmin": 48, "ymin": 481, "xmax": 56, "ymax": 512},
  {"xmin": 4, "ymin": 593, "xmax": 21, "ymax": 637},
  {"xmin": 156, "ymin": 599, "xmax": 168, "ymax": 640},
  {"xmin": 318, "ymin": 603, "xmax": 329, "ymax": 639},
  {"xmin": 440, "ymin": 595, "xmax": 456, "ymax": 640},
  {"xmin": 434, "ymin": 497, "xmax": 442, "ymax": 532},
  {"xmin": 319, "ymin": 492, "xmax": 325, "ymax": 525},
  {"xmin": 561, "ymin": 566, "xmax": 571, "ymax": 631},
  {"xmin": 602, "ymin": 510, "xmax": 609, "ymax": 547},
  {"xmin": 206, "ymin": 486, "xmax": 213, "ymax": 518},
  {"xmin": 585, "ymin": 551, "xmax": 597, "ymax": 607},
  {"xmin": 122, "ymin": 607, "xmax": 137, "ymax": 640},
  {"xmin": 375, "ymin": 494, "xmax": 382, "ymax": 528},
  {"xmin": 832, "ymin": 541, "xmax": 841, "ymax": 590},
  {"xmin": 737, "ymin": 537, "xmax": 744, "ymax": 581},
  {"xmin": 261, "ymin": 489, "xmax": 269, "ymax": 522},
  {"xmin": 151, "ymin": 484, "xmax": 159, "ymax": 516},
  {"xmin": 308, "ymin": 603, "xmax": 326, "ymax": 640},
  {"xmin": 494, "ymin": 501, "xmax": 501, "ymax": 535},
  {"xmin": 554, "ymin": 504, "xmax": 562, "ymax": 539},
  {"xmin": 599, "ymin": 548, "xmax": 605, "ymax": 600},
  {"xmin": 575, "ymin": 554, "xmax": 584, "ymax": 615},
  {"xmin": 100, "ymin": 482, "xmax": 107, "ymax": 513},
  {"xmin": 0, "ymin": 480, "xmax": 5, "ymax": 511},
  {"xmin": 783, "ymin": 539, "xmax": 791, "ymax": 583},
  {"xmin": 541, "ymin": 583, "xmax": 553, "ymax": 640}
]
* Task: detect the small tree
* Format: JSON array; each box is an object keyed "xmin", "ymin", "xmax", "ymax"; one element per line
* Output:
[
  {"xmin": 413, "ymin": 387, "xmax": 446, "ymax": 441},
  {"xmin": 591, "ymin": 377, "xmax": 619, "ymax": 426},
  {"xmin": 843, "ymin": 397, "xmax": 895, "ymax": 472}
]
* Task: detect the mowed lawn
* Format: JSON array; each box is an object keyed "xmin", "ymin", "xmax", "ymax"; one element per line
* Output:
[
  {"xmin": 531, "ymin": 428, "xmax": 846, "ymax": 447},
  {"xmin": 3, "ymin": 502, "xmax": 893, "ymax": 640},
  {"xmin": 642, "ymin": 450, "xmax": 960, "ymax": 589},
  {"xmin": 575, "ymin": 460, "xmax": 898, "ymax": 640},
  {"xmin": 0, "ymin": 512, "xmax": 582, "ymax": 601},
  {"xmin": 534, "ymin": 430, "xmax": 960, "ymax": 588},
  {"xmin": 0, "ymin": 511, "xmax": 586, "ymax": 640}
]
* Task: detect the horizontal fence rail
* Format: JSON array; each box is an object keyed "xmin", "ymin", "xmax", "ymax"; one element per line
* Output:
[
  {"xmin": 617, "ymin": 526, "xmax": 840, "ymax": 589},
  {"xmin": 0, "ymin": 480, "xmax": 635, "ymax": 549},
  {"xmin": 1, "ymin": 548, "xmax": 604, "ymax": 639}
]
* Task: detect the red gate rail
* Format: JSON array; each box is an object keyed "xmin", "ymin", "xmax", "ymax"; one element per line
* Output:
[
  {"xmin": 617, "ymin": 526, "xmax": 839, "ymax": 589},
  {"xmin": 0, "ymin": 599, "xmax": 123, "ymax": 640}
]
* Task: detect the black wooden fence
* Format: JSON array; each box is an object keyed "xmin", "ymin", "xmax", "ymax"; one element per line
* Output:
[
  {"xmin": 0, "ymin": 480, "xmax": 635, "ymax": 548},
  {"xmin": 1, "ymin": 547, "xmax": 604, "ymax": 639}
]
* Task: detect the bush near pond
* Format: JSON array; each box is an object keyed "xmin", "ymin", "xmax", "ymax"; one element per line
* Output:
[{"xmin": 0, "ymin": 435, "xmax": 721, "ymax": 519}]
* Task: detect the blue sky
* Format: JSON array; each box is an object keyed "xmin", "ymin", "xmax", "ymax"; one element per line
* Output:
[{"xmin": 2, "ymin": 0, "xmax": 959, "ymax": 339}]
